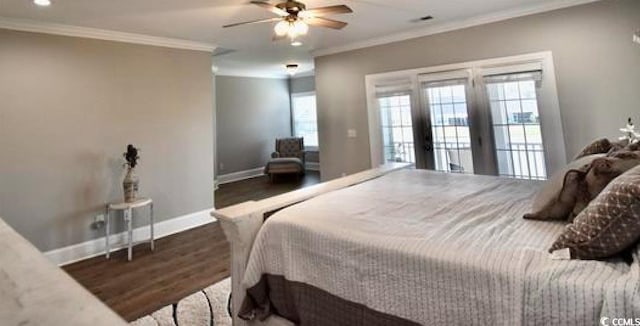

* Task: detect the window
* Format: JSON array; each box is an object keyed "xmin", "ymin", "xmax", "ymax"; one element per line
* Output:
[
  {"xmin": 485, "ymin": 72, "xmax": 547, "ymax": 180},
  {"xmin": 378, "ymin": 94, "xmax": 415, "ymax": 164},
  {"xmin": 292, "ymin": 93, "xmax": 318, "ymax": 148},
  {"xmin": 365, "ymin": 52, "xmax": 566, "ymax": 178}
]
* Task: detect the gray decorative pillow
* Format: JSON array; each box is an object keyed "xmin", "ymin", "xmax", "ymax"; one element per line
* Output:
[
  {"xmin": 526, "ymin": 154, "xmax": 605, "ymax": 220},
  {"xmin": 549, "ymin": 165, "xmax": 640, "ymax": 259},
  {"xmin": 574, "ymin": 138, "xmax": 612, "ymax": 160}
]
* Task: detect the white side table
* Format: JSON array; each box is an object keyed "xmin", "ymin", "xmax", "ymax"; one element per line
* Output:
[{"xmin": 105, "ymin": 198, "xmax": 154, "ymax": 261}]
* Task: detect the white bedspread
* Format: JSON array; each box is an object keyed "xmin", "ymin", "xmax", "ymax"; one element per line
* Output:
[{"xmin": 243, "ymin": 169, "xmax": 640, "ymax": 325}]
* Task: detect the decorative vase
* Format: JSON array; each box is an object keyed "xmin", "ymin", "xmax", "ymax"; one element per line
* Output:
[{"xmin": 123, "ymin": 167, "xmax": 139, "ymax": 203}]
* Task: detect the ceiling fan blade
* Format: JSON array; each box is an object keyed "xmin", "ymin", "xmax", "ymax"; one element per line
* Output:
[
  {"xmin": 305, "ymin": 17, "xmax": 348, "ymax": 30},
  {"xmin": 223, "ymin": 17, "xmax": 281, "ymax": 28},
  {"xmin": 302, "ymin": 5, "xmax": 353, "ymax": 17},
  {"xmin": 250, "ymin": 1, "xmax": 289, "ymax": 17}
]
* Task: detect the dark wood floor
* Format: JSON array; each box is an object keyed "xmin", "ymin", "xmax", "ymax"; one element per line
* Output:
[
  {"xmin": 63, "ymin": 171, "xmax": 320, "ymax": 322},
  {"xmin": 215, "ymin": 171, "xmax": 320, "ymax": 208}
]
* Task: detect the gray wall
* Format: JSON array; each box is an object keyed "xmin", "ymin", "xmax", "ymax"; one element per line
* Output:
[
  {"xmin": 315, "ymin": 0, "xmax": 640, "ymax": 180},
  {"xmin": 290, "ymin": 75, "xmax": 316, "ymax": 94},
  {"xmin": 0, "ymin": 29, "xmax": 215, "ymax": 252},
  {"xmin": 216, "ymin": 76, "xmax": 291, "ymax": 175}
]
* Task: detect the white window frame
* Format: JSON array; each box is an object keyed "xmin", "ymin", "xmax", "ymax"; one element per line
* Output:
[
  {"xmin": 365, "ymin": 51, "xmax": 567, "ymax": 176},
  {"xmin": 291, "ymin": 91, "xmax": 319, "ymax": 150}
]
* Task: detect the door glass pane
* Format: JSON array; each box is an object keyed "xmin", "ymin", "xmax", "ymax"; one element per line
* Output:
[
  {"xmin": 424, "ymin": 83, "xmax": 474, "ymax": 174},
  {"xmin": 486, "ymin": 79, "xmax": 547, "ymax": 180},
  {"xmin": 490, "ymin": 101, "xmax": 508, "ymax": 125},
  {"xmin": 378, "ymin": 94, "xmax": 415, "ymax": 164}
]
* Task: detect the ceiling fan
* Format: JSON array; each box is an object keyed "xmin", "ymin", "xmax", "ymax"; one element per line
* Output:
[{"xmin": 223, "ymin": 1, "xmax": 353, "ymax": 43}]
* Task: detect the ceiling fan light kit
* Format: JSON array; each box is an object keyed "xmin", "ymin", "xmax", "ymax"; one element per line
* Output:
[
  {"xmin": 223, "ymin": 1, "xmax": 353, "ymax": 76},
  {"xmin": 224, "ymin": 1, "xmax": 352, "ymax": 43},
  {"xmin": 274, "ymin": 19, "xmax": 309, "ymax": 38},
  {"xmin": 286, "ymin": 64, "xmax": 299, "ymax": 75},
  {"xmin": 33, "ymin": 0, "xmax": 51, "ymax": 7}
]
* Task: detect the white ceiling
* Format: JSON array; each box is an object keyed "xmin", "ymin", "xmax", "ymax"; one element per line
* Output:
[{"xmin": 0, "ymin": 0, "xmax": 596, "ymax": 78}]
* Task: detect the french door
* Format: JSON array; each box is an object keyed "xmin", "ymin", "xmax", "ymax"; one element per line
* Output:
[
  {"xmin": 419, "ymin": 70, "xmax": 477, "ymax": 174},
  {"xmin": 368, "ymin": 53, "xmax": 566, "ymax": 180}
]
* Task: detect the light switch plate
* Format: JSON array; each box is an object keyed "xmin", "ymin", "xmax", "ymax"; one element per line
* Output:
[
  {"xmin": 92, "ymin": 214, "xmax": 105, "ymax": 230},
  {"xmin": 347, "ymin": 129, "xmax": 357, "ymax": 138}
]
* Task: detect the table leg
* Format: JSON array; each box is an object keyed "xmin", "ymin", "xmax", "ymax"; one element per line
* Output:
[
  {"xmin": 105, "ymin": 206, "xmax": 110, "ymax": 259},
  {"xmin": 150, "ymin": 202, "xmax": 155, "ymax": 251},
  {"xmin": 126, "ymin": 208, "xmax": 133, "ymax": 261}
]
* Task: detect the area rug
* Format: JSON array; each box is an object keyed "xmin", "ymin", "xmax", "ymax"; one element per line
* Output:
[{"xmin": 130, "ymin": 278, "xmax": 231, "ymax": 326}]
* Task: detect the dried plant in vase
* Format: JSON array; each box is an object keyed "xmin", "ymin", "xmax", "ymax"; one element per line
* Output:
[
  {"xmin": 619, "ymin": 118, "xmax": 640, "ymax": 145},
  {"xmin": 122, "ymin": 144, "xmax": 140, "ymax": 203}
]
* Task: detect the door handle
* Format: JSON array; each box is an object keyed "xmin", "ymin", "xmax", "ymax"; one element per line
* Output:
[{"xmin": 424, "ymin": 135, "xmax": 433, "ymax": 152}]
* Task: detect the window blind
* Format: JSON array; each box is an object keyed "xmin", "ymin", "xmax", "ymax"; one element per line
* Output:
[
  {"xmin": 418, "ymin": 69, "xmax": 471, "ymax": 87},
  {"xmin": 483, "ymin": 71, "xmax": 543, "ymax": 84},
  {"xmin": 482, "ymin": 62, "xmax": 543, "ymax": 87},
  {"xmin": 374, "ymin": 79, "xmax": 412, "ymax": 98},
  {"xmin": 420, "ymin": 78, "xmax": 469, "ymax": 89}
]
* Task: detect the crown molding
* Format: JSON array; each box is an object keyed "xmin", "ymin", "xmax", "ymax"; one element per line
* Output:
[
  {"xmin": 215, "ymin": 71, "xmax": 289, "ymax": 79},
  {"xmin": 0, "ymin": 16, "xmax": 216, "ymax": 52},
  {"xmin": 215, "ymin": 67, "xmax": 315, "ymax": 79},
  {"xmin": 312, "ymin": 0, "xmax": 601, "ymax": 57}
]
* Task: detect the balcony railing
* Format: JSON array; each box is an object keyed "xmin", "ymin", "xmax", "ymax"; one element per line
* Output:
[{"xmin": 385, "ymin": 140, "xmax": 546, "ymax": 179}]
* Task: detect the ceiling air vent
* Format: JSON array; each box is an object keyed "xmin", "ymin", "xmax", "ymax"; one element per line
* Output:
[{"xmin": 411, "ymin": 15, "xmax": 434, "ymax": 23}]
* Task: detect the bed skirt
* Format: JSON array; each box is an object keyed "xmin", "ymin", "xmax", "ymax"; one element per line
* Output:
[{"xmin": 240, "ymin": 274, "xmax": 420, "ymax": 326}]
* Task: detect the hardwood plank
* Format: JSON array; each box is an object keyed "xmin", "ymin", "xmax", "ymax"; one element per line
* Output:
[
  {"xmin": 63, "ymin": 171, "xmax": 320, "ymax": 321},
  {"xmin": 63, "ymin": 223, "xmax": 229, "ymax": 321}
]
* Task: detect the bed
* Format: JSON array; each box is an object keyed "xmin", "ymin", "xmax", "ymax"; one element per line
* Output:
[{"xmin": 213, "ymin": 164, "xmax": 640, "ymax": 326}]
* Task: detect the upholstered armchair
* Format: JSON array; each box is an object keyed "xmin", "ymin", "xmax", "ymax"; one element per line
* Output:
[{"xmin": 264, "ymin": 137, "xmax": 306, "ymax": 181}]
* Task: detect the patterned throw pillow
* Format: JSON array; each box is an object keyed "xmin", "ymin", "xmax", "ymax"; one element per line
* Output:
[
  {"xmin": 574, "ymin": 138, "xmax": 612, "ymax": 160},
  {"xmin": 549, "ymin": 165, "xmax": 640, "ymax": 259}
]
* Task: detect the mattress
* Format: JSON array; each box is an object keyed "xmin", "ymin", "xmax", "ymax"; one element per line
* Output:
[{"xmin": 241, "ymin": 169, "xmax": 640, "ymax": 325}]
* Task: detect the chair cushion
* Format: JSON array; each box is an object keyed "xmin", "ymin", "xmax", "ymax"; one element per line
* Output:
[{"xmin": 265, "ymin": 158, "xmax": 304, "ymax": 174}]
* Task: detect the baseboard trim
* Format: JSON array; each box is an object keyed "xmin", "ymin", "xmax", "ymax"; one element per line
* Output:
[
  {"xmin": 44, "ymin": 209, "xmax": 215, "ymax": 266},
  {"xmin": 306, "ymin": 162, "xmax": 320, "ymax": 171},
  {"xmin": 217, "ymin": 167, "xmax": 265, "ymax": 185}
]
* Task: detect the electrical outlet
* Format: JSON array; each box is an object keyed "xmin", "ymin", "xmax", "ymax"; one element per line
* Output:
[
  {"xmin": 634, "ymin": 32, "xmax": 640, "ymax": 45},
  {"xmin": 347, "ymin": 129, "xmax": 357, "ymax": 138},
  {"xmin": 92, "ymin": 214, "xmax": 105, "ymax": 230},
  {"xmin": 341, "ymin": 172, "xmax": 347, "ymax": 177},
  {"xmin": 219, "ymin": 162, "xmax": 225, "ymax": 170}
]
